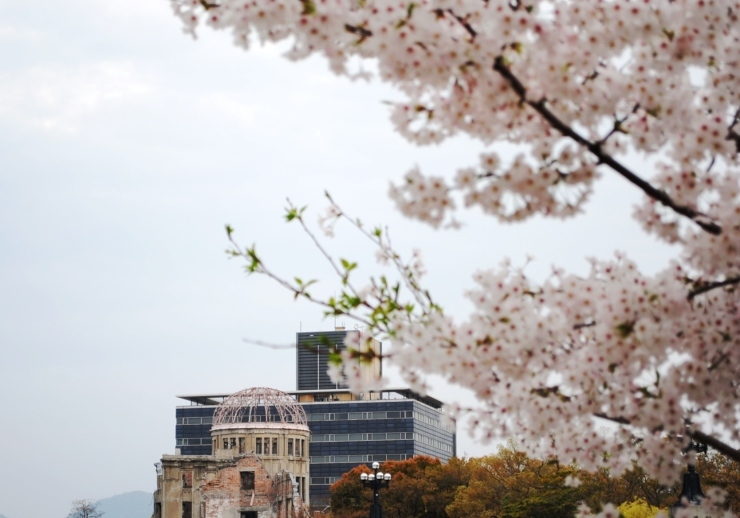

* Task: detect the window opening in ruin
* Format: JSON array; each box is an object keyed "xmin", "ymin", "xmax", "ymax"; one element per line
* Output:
[
  {"xmin": 223, "ymin": 439, "xmax": 229, "ymax": 449},
  {"xmin": 240, "ymin": 512, "xmax": 257, "ymax": 518},
  {"xmin": 230, "ymin": 437, "xmax": 236, "ymax": 449},
  {"xmin": 288, "ymin": 438, "xmax": 293, "ymax": 456},
  {"xmin": 182, "ymin": 501, "xmax": 192, "ymax": 518},
  {"xmin": 240, "ymin": 471, "xmax": 255, "ymax": 490},
  {"xmin": 239, "ymin": 437, "xmax": 245, "ymax": 454},
  {"xmin": 272, "ymin": 438, "xmax": 278, "ymax": 455},
  {"xmin": 256, "ymin": 438, "xmax": 262, "ymax": 454},
  {"xmin": 155, "ymin": 503, "xmax": 162, "ymax": 518},
  {"xmin": 182, "ymin": 471, "xmax": 192, "ymax": 488}
]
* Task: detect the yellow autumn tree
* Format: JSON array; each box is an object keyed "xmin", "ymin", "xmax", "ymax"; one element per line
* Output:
[{"xmin": 617, "ymin": 498, "xmax": 664, "ymax": 518}]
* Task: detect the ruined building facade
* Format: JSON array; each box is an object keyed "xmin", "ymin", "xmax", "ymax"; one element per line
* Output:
[
  {"xmin": 159, "ymin": 330, "xmax": 456, "ymax": 513},
  {"xmin": 153, "ymin": 387, "xmax": 311, "ymax": 518}
]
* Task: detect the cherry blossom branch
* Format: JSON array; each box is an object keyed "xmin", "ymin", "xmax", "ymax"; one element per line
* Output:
[
  {"xmin": 727, "ymin": 107, "xmax": 740, "ymax": 154},
  {"xmin": 492, "ymin": 56, "xmax": 722, "ymax": 236},
  {"xmin": 690, "ymin": 431, "xmax": 740, "ymax": 464},
  {"xmin": 688, "ymin": 276, "xmax": 740, "ymax": 300},
  {"xmin": 594, "ymin": 413, "xmax": 740, "ymax": 463}
]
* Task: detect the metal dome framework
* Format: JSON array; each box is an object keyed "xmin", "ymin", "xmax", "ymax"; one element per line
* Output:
[{"xmin": 212, "ymin": 387, "xmax": 308, "ymax": 427}]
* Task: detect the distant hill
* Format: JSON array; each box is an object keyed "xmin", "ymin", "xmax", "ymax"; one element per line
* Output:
[{"xmin": 97, "ymin": 491, "xmax": 151, "ymax": 518}]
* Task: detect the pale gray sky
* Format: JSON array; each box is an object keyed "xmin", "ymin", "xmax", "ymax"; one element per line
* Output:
[{"xmin": 0, "ymin": 1, "xmax": 678, "ymax": 517}]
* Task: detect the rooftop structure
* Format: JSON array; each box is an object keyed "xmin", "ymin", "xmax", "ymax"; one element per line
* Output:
[{"xmin": 212, "ymin": 387, "xmax": 308, "ymax": 428}]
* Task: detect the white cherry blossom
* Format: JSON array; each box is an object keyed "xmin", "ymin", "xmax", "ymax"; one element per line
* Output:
[{"xmin": 197, "ymin": 0, "xmax": 740, "ymax": 511}]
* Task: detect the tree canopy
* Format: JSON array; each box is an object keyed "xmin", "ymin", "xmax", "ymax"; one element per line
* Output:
[
  {"xmin": 171, "ymin": 0, "xmax": 740, "ymax": 513},
  {"xmin": 329, "ymin": 449, "xmax": 740, "ymax": 518}
]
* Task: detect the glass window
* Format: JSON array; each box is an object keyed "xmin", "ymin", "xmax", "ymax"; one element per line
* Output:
[
  {"xmin": 201, "ymin": 417, "xmax": 212, "ymax": 424},
  {"xmin": 288, "ymin": 439, "xmax": 294, "ymax": 456},
  {"xmin": 256, "ymin": 438, "xmax": 262, "ymax": 454},
  {"xmin": 272, "ymin": 438, "xmax": 278, "ymax": 455},
  {"xmin": 264, "ymin": 438, "xmax": 270, "ymax": 455}
]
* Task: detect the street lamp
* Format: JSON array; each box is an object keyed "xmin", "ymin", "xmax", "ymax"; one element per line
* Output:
[{"xmin": 360, "ymin": 461, "xmax": 391, "ymax": 518}]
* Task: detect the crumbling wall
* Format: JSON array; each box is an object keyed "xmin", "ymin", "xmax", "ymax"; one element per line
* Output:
[{"xmin": 202, "ymin": 455, "xmax": 274, "ymax": 518}]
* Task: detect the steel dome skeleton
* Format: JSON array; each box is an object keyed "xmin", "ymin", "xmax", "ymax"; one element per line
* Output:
[{"xmin": 212, "ymin": 387, "xmax": 308, "ymax": 427}]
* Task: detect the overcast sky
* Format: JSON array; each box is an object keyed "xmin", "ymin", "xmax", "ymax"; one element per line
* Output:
[{"xmin": 0, "ymin": 1, "xmax": 681, "ymax": 517}]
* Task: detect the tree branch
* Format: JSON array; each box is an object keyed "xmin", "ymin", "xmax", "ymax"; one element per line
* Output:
[
  {"xmin": 492, "ymin": 56, "xmax": 722, "ymax": 236},
  {"xmin": 727, "ymin": 107, "xmax": 740, "ymax": 154},
  {"xmin": 691, "ymin": 430, "xmax": 740, "ymax": 464},
  {"xmin": 594, "ymin": 413, "xmax": 740, "ymax": 464},
  {"xmin": 688, "ymin": 276, "xmax": 740, "ymax": 300}
]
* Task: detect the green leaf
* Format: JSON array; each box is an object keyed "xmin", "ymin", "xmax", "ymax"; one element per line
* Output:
[
  {"xmin": 616, "ymin": 321, "xmax": 634, "ymax": 339},
  {"xmin": 300, "ymin": 0, "xmax": 315, "ymax": 15}
]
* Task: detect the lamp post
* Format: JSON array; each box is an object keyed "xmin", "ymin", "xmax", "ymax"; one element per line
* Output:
[{"xmin": 360, "ymin": 461, "xmax": 391, "ymax": 518}]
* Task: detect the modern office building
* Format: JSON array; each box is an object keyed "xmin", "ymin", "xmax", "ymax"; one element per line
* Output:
[{"xmin": 170, "ymin": 330, "xmax": 456, "ymax": 511}]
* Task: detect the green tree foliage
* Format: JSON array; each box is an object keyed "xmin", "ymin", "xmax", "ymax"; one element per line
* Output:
[
  {"xmin": 329, "ymin": 447, "xmax": 737, "ymax": 518},
  {"xmin": 446, "ymin": 445, "xmax": 585, "ymax": 518}
]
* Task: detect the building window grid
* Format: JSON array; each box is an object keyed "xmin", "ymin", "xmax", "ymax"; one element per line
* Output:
[
  {"xmin": 311, "ymin": 432, "xmax": 413, "ymax": 443},
  {"xmin": 310, "ymin": 477, "xmax": 338, "ymax": 485},
  {"xmin": 306, "ymin": 410, "xmax": 412, "ymax": 422},
  {"xmin": 309, "ymin": 453, "xmax": 409, "ymax": 464},
  {"xmin": 177, "ymin": 414, "xmax": 293, "ymax": 425}
]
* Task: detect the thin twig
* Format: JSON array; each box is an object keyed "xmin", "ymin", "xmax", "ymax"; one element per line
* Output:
[
  {"xmin": 492, "ymin": 56, "xmax": 722, "ymax": 236},
  {"xmin": 688, "ymin": 276, "xmax": 740, "ymax": 300},
  {"xmin": 573, "ymin": 321, "xmax": 596, "ymax": 330},
  {"xmin": 442, "ymin": 9, "xmax": 477, "ymax": 40},
  {"xmin": 227, "ymin": 231, "xmax": 374, "ymax": 326},
  {"xmin": 324, "ymin": 192, "xmax": 437, "ymax": 312},
  {"xmin": 691, "ymin": 430, "xmax": 740, "ymax": 464},
  {"xmin": 594, "ymin": 413, "xmax": 740, "ymax": 463},
  {"xmin": 727, "ymin": 107, "xmax": 740, "ymax": 154}
]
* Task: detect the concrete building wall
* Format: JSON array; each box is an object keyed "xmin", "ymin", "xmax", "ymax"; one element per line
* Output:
[{"xmin": 154, "ymin": 454, "xmax": 307, "ymax": 518}]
